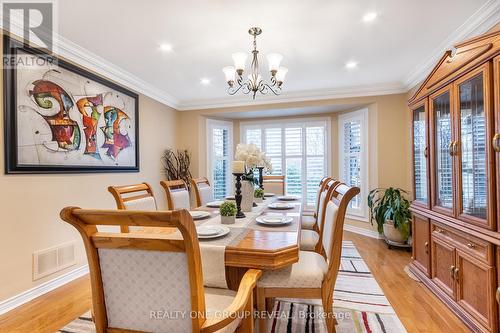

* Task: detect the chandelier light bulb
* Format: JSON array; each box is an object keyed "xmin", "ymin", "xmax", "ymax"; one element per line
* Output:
[
  {"xmin": 266, "ymin": 53, "xmax": 283, "ymax": 74},
  {"xmin": 222, "ymin": 66, "xmax": 236, "ymax": 84},
  {"xmin": 276, "ymin": 66, "xmax": 288, "ymax": 84},
  {"xmin": 232, "ymin": 52, "xmax": 248, "ymax": 73}
]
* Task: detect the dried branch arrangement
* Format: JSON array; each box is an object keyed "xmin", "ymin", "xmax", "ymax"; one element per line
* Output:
[{"xmin": 161, "ymin": 149, "xmax": 193, "ymax": 189}]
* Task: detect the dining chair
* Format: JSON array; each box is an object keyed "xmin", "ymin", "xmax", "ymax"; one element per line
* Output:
[
  {"xmin": 60, "ymin": 207, "xmax": 262, "ymax": 333},
  {"xmin": 299, "ymin": 179, "xmax": 339, "ymax": 252},
  {"xmin": 262, "ymin": 175, "xmax": 285, "ymax": 195},
  {"xmin": 256, "ymin": 183, "xmax": 360, "ymax": 333},
  {"xmin": 301, "ymin": 177, "xmax": 332, "ymax": 230},
  {"xmin": 191, "ymin": 177, "xmax": 213, "ymax": 208},
  {"xmin": 160, "ymin": 179, "xmax": 191, "ymax": 210},
  {"xmin": 108, "ymin": 183, "xmax": 157, "ymax": 232}
]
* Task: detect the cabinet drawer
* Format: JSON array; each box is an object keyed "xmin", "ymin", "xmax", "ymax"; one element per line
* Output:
[{"xmin": 431, "ymin": 222, "xmax": 493, "ymax": 264}]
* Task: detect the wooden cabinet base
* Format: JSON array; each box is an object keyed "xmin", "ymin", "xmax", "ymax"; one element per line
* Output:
[{"xmin": 409, "ymin": 262, "xmax": 493, "ymax": 333}]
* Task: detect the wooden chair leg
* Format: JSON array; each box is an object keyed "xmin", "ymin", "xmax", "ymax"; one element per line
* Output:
[
  {"xmin": 322, "ymin": 294, "xmax": 336, "ymax": 333},
  {"xmin": 265, "ymin": 297, "xmax": 275, "ymax": 313},
  {"xmin": 256, "ymin": 288, "xmax": 267, "ymax": 333}
]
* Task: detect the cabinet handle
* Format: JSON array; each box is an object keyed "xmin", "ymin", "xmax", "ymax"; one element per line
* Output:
[
  {"xmin": 466, "ymin": 242, "xmax": 475, "ymax": 249},
  {"xmin": 454, "ymin": 267, "xmax": 460, "ymax": 281},
  {"xmin": 424, "ymin": 241, "xmax": 429, "ymax": 254},
  {"xmin": 453, "ymin": 141, "xmax": 460, "ymax": 156},
  {"xmin": 496, "ymin": 288, "xmax": 500, "ymax": 304},
  {"xmin": 493, "ymin": 133, "xmax": 500, "ymax": 153},
  {"xmin": 424, "ymin": 147, "xmax": 428, "ymax": 158},
  {"xmin": 450, "ymin": 265, "xmax": 455, "ymax": 278},
  {"xmin": 448, "ymin": 142, "xmax": 454, "ymax": 156}
]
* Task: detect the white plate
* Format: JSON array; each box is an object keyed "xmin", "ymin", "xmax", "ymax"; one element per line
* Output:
[
  {"xmin": 196, "ymin": 225, "xmax": 230, "ymax": 239},
  {"xmin": 225, "ymin": 196, "xmax": 235, "ymax": 200},
  {"xmin": 256, "ymin": 216, "xmax": 293, "ymax": 225},
  {"xmin": 268, "ymin": 203, "xmax": 294, "ymax": 210},
  {"xmin": 264, "ymin": 192, "xmax": 275, "ymax": 197},
  {"xmin": 278, "ymin": 195, "xmax": 300, "ymax": 201},
  {"xmin": 189, "ymin": 211, "xmax": 211, "ymax": 220},
  {"xmin": 206, "ymin": 201, "xmax": 224, "ymax": 208}
]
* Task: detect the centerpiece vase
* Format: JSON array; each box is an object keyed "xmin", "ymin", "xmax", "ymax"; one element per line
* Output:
[{"xmin": 241, "ymin": 180, "xmax": 254, "ymax": 212}]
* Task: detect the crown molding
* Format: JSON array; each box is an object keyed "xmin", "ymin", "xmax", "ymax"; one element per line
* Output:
[
  {"xmin": 403, "ymin": 0, "xmax": 500, "ymax": 90},
  {"xmin": 1, "ymin": 21, "xmax": 180, "ymax": 109},
  {"xmin": 177, "ymin": 83, "xmax": 406, "ymax": 111}
]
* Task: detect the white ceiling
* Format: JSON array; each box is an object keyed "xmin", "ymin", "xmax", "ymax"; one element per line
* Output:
[{"xmin": 54, "ymin": 0, "xmax": 499, "ymax": 110}]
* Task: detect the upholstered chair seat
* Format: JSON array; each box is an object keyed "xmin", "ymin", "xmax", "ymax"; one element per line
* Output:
[
  {"xmin": 257, "ymin": 251, "xmax": 327, "ymax": 288},
  {"xmin": 204, "ymin": 288, "xmax": 241, "ymax": 333},
  {"xmin": 299, "ymin": 229, "xmax": 320, "ymax": 251}
]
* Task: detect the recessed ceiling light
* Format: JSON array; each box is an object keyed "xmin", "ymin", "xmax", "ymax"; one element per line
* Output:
[
  {"xmin": 159, "ymin": 43, "xmax": 173, "ymax": 52},
  {"xmin": 362, "ymin": 12, "xmax": 378, "ymax": 22},
  {"xmin": 200, "ymin": 78, "xmax": 211, "ymax": 85},
  {"xmin": 345, "ymin": 61, "xmax": 358, "ymax": 69}
]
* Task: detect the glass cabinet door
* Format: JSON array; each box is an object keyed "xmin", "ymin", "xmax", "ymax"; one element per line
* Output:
[
  {"xmin": 431, "ymin": 88, "xmax": 455, "ymax": 216},
  {"xmin": 412, "ymin": 103, "xmax": 429, "ymax": 206},
  {"xmin": 455, "ymin": 64, "xmax": 494, "ymax": 229}
]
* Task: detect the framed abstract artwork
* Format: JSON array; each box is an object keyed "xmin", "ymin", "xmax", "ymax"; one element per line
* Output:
[{"xmin": 3, "ymin": 35, "xmax": 139, "ymax": 173}]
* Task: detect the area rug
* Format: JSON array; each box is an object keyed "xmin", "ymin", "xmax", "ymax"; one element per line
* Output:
[{"xmin": 57, "ymin": 241, "xmax": 407, "ymax": 333}]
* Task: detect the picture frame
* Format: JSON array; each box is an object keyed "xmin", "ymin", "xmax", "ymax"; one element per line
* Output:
[{"xmin": 3, "ymin": 35, "xmax": 140, "ymax": 174}]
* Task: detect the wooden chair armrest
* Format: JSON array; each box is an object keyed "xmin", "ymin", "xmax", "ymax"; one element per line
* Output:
[{"xmin": 201, "ymin": 269, "xmax": 262, "ymax": 333}]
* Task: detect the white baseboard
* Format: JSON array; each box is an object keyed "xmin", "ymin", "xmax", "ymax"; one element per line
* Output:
[
  {"xmin": 344, "ymin": 224, "xmax": 383, "ymax": 239},
  {"xmin": 0, "ymin": 265, "xmax": 89, "ymax": 315}
]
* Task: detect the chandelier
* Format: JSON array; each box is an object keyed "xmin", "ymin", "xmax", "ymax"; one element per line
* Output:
[{"xmin": 222, "ymin": 27, "xmax": 288, "ymax": 99}]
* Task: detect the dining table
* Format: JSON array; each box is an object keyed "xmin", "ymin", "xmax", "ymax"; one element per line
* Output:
[{"xmin": 136, "ymin": 196, "xmax": 303, "ymax": 291}]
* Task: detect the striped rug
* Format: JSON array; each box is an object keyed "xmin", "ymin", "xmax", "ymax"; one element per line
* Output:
[{"xmin": 57, "ymin": 241, "xmax": 406, "ymax": 333}]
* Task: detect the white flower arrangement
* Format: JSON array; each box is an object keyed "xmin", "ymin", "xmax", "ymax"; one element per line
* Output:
[{"xmin": 235, "ymin": 143, "xmax": 273, "ymax": 174}]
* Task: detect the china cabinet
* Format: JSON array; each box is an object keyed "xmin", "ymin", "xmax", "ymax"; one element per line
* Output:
[{"xmin": 409, "ymin": 30, "xmax": 500, "ymax": 333}]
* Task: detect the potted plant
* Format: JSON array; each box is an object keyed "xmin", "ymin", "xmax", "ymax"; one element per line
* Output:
[
  {"xmin": 367, "ymin": 187, "xmax": 412, "ymax": 244},
  {"xmin": 220, "ymin": 201, "xmax": 237, "ymax": 225},
  {"xmin": 254, "ymin": 188, "xmax": 264, "ymax": 203}
]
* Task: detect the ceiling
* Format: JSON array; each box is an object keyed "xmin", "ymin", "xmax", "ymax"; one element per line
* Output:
[{"xmin": 54, "ymin": 0, "xmax": 498, "ymax": 110}]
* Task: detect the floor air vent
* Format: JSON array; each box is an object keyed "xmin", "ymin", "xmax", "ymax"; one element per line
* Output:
[{"xmin": 33, "ymin": 241, "xmax": 77, "ymax": 280}]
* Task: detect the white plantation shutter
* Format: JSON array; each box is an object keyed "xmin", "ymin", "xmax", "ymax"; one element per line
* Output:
[
  {"xmin": 339, "ymin": 109, "xmax": 368, "ymax": 219},
  {"xmin": 207, "ymin": 120, "xmax": 233, "ymax": 200},
  {"xmin": 240, "ymin": 119, "xmax": 329, "ymax": 205}
]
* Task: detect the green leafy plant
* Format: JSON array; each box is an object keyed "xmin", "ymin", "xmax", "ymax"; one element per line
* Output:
[
  {"xmin": 254, "ymin": 188, "xmax": 264, "ymax": 199},
  {"xmin": 219, "ymin": 201, "xmax": 237, "ymax": 217},
  {"xmin": 367, "ymin": 187, "xmax": 412, "ymax": 240}
]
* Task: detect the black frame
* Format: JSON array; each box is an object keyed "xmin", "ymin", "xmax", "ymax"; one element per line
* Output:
[{"xmin": 3, "ymin": 35, "xmax": 140, "ymax": 174}]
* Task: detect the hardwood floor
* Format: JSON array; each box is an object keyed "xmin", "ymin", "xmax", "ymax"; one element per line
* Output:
[{"xmin": 0, "ymin": 231, "xmax": 471, "ymax": 333}]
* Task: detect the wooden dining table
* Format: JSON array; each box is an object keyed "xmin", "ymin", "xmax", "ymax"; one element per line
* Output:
[{"xmin": 138, "ymin": 197, "xmax": 303, "ymax": 290}]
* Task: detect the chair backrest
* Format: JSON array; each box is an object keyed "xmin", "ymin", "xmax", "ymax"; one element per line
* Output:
[
  {"xmin": 60, "ymin": 208, "xmax": 206, "ymax": 333},
  {"xmin": 190, "ymin": 177, "xmax": 213, "ymax": 208},
  {"xmin": 262, "ymin": 175, "xmax": 285, "ymax": 195},
  {"xmin": 314, "ymin": 177, "xmax": 332, "ymax": 215},
  {"xmin": 108, "ymin": 183, "xmax": 158, "ymax": 232},
  {"xmin": 320, "ymin": 183, "xmax": 360, "ymax": 298},
  {"xmin": 161, "ymin": 180, "xmax": 191, "ymax": 210},
  {"xmin": 316, "ymin": 179, "xmax": 340, "ymax": 235}
]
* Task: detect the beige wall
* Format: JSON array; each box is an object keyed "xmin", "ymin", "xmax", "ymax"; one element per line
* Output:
[
  {"xmin": 178, "ymin": 93, "xmax": 412, "ymax": 233},
  {"xmin": 0, "ymin": 83, "xmax": 179, "ymax": 300}
]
